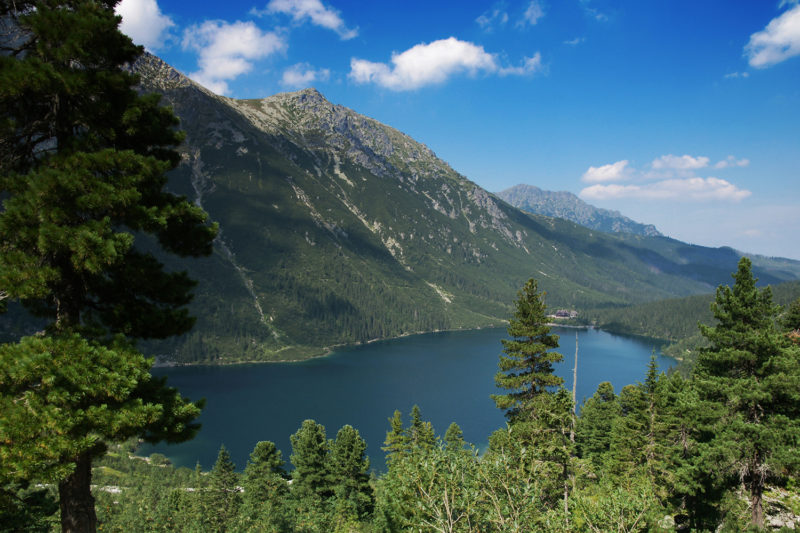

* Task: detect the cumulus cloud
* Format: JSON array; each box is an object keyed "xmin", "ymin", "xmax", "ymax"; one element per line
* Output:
[
  {"xmin": 714, "ymin": 156, "xmax": 750, "ymax": 169},
  {"xmin": 518, "ymin": 1, "xmax": 545, "ymax": 27},
  {"xmin": 115, "ymin": 0, "xmax": 174, "ymax": 51},
  {"xmin": 349, "ymin": 37, "xmax": 542, "ymax": 91},
  {"xmin": 281, "ymin": 63, "xmax": 330, "ymax": 87},
  {"xmin": 581, "ymin": 160, "xmax": 630, "ymax": 183},
  {"xmin": 580, "ymin": 177, "xmax": 751, "ymax": 202},
  {"xmin": 476, "ymin": 4, "xmax": 509, "ymax": 31},
  {"xmin": 651, "ymin": 154, "xmax": 709, "ymax": 171},
  {"xmin": 182, "ymin": 21, "xmax": 286, "ymax": 95},
  {"xmin": 261, "ymin": 0, "xmax": 357, "ymax": 40},
  {"xmin": 745, "ymin": 4, "xmax": 800, "ymax": 68}
]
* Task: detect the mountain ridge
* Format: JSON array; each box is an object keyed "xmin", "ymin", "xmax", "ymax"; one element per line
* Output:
[
  {"xmin": 125, "ymin": 53, "xmax": 800, "ymax": 363},
  {"xmin": 496, "ymin": 184, "xmax": 662, "ymax": 237}
]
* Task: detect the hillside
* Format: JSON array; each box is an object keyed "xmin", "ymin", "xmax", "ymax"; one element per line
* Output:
[
  {"xmin": 496, "ymin": 184, "xmax": 662, "ymax": 237},
  {"xmin": 127, "ymin": 54, "xmax": 800, "ymax": 363}
]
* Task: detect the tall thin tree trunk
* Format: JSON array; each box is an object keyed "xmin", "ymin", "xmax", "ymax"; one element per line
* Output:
[
  {"xmin": 59, "ymin": 451, "xmax": 97, "ymax": 533},
  {"xmin": 750, "ymin": 477, "xmax": 764, "ymax": 529},
  {"xmin": 570, "ymin": 332, "xmax": 578, "ymax": 444}
]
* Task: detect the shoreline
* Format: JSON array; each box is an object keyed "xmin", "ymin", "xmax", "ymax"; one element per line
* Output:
[{"xmin": 150, "ymin": 321, "xmax": 636, "ymax": 368}]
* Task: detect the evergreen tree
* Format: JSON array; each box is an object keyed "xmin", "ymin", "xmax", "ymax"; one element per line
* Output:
[
  {"xmin": 694, "ymin": 257, "xmax": 800, "ymax": 528},
  {"xmin": 290, "ymin": 419, "xmax": 332, "ymax": 502},
  {"xmin": 328, "ymin": 425, "xmax": 374, "ymax": 522},
  {"xmin": 492, "ymin": 278, "xmax": 563, "ymax": 423},
  {"xmin": 382, "ymin": 410, "xmax": 408, "ymax": 464},
  {"xmin": 408, "ymin": 404, "xmax": 436, "ymax": 452},
  {"xmin": 575, "ymin": 381, "xmax": 620, "ymax": 468},
  {"xmin": 239, "ymin": 441, "xmax": 288, "ymax": 532},
  {"xmin": 444, "ymin": 422, "xmax": 466, "ymax": 452},
  {"xmin": 0, "ymin": 1, "xmax": 216, "ymax": 531},
  {"xmin": 203, "ymin": 445, "xmax": 240, "ymax": 533}
]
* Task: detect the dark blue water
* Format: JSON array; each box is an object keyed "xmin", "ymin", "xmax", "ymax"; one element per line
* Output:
[{"xmin": 141, "ymin": 327, "xmax": 670, "ymax": 472}]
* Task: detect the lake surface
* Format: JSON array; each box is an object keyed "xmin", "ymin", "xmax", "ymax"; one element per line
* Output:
[{"xmin": 142, "ymin": 327, "xmax": 670, "ymax": 472}]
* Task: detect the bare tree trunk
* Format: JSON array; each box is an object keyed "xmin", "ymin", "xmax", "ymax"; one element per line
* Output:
[
  {"xmin": 570, "ymin": 332, "xmax": 578, "ymax": 444},
  {"xmin": 750, "ymin": 477, "xmax": 764, "ymax": 529},
  {"xmin": 59, "ymin": 451, "xmax": 97, "ymax": 533}
]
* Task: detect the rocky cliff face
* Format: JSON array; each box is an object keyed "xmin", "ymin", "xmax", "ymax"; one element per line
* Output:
[
  {"xmin": 130, "ymin": 53, "xmax": 800, "ymax": 363},
  {"xmin": 496, "ymin": 184, "xmax": 662, "ymax": 237}
]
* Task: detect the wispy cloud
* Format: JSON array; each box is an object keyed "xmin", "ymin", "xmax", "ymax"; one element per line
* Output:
[
  {"xmin": 349, "ymin": 37, "xmax": 543, "ymax": 91},
  {"xmin": 259, "ymin": 0, "xmax": 357, "ymax": 40},
  {"xmin": 745, "ymin": 4, "xmax": 800, "ymax": 68},
  {"xmin": 714, "ymin": 156, "xmax": 750, "ymax": 169},
  {"xmin": 115, "ymin": 0, "xmax": 174, "ymax": 51},
  {"xmin": 580, "ymin": 153, "xmax": 752, "ymax": 202},
  {"xmin": 518, "ymin": 1, "xmax": 545, "ymax": 27},
  {"xmin": 281, "ymin": 63, "xmax": 331, "ymax": 88},
  {"xmin": 651, "ymin": 154, "xmax": 709, "ymax": 171},
  {"xmin": 564, "ymin": 36, "xmax": 585, "ymax": 46},
  {"xmin": 182, "ymin": 21, "xmax": 286, "ymax": 95},
  {"xmin": 724, "ymin": 71, "xmax": 750, "ymax": 79},
  {"xmin": 476, "ymin": 3, "xmax": 509, "ymax": 32},
  {"xmin": 581, "ymin": 178, "xmax": 751, "ymax": 202},
  {"xmin": 579, "ymin": 0, "xmax": 608, "ymax": 22},
  {"xmin": 582, "ymin": 160, "xmax": 630, "ymax": 183}
]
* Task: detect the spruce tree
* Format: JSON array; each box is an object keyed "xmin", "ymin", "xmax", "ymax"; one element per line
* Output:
[
  {"xmin": 575, "ymin": 381, "xmax": 620, "ymax": 468},
  {"xmin": 290, "ymin": 420, "xmax": 332, "ymax": 502},
  {"xmin": 204, "ymin": 445, "xmax": 240, "ymax": 533},
  {"xmin": 492, "ymin": 278, "xmax": 563, "ymax": 423},
  {"xmin": 0, "ymin": 1, "xmax": 216, "ymax": 531},
  {"xmin": 328, "ymin": 425, "xmax": 374, "ymax": 521},
  {"xmin": 239, "ymin": 441, "xmax": 288, "ymax": 531},
  {"xmin": 694, "ymin": 257, "xmax": 800, "ymax": 528}
]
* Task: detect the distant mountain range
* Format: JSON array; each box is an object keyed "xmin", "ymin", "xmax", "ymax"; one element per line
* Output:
[
  {"xmin": 495, "ymin": 184, "xmax": 662, "ymax": 237},
  {"xmin": 114, "ymin": 53, "xmax": 800, "ymax": 363}
]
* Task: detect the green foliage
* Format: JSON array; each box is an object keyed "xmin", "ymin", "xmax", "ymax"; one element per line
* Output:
[
  {"xmin": 493, "ymin": 278, "xmax": 563, "ymax": 422},
  {"xmin": 692, "ymin": 257, "xmax": 800, "ymax": 528},
  {"xmin": 0, "ymin": 334, "xmax": 200, "ymax": 484},
  {"xmin": 575, "ymin": 381, "xmax": 620, "ymax": 468},
  {"xmin": 0, "ymin": 2, "xmax": 215, "ymax": 530}
]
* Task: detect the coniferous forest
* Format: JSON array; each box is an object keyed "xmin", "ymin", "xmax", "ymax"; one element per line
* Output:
[{"xmin": 2, "ymin": 2, "xmax": 800, "ymax": 532}]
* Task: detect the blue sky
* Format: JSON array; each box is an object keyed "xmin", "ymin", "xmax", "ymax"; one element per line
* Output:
[{"xmin": 116, "ymin": 0, "xmax": 800, "ymax": 260}]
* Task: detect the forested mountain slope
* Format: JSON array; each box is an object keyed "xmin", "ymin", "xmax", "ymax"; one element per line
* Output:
[{"xmin": 129, "ymin": 54, "xmax": 800, "ymax": 362}]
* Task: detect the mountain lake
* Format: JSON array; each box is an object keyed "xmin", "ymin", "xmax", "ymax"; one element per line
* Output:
[{"xmin": 141, "ymin": 326, "xmax": 672, "ymax": 472}]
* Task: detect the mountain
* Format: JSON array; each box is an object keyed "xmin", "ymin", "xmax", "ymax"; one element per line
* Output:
[
  {"xmin": 126, "ymin": 54, "xmax": 800, "ymax": 363},
  {"xmin": 496, "ymin": 184, "xmax": 662, "ymax": 237}
]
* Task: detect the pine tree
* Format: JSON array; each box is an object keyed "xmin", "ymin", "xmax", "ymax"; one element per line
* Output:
[
  {"xmin": 328, "ymin": 425, "xmax": 374, "ymax": 521},
  {"xmin": 290, "ymin": 420, "xmax": 332, "ymax": 502},
  {"xmin": 0, "ymin": 2, "xmax": 216, "ymax": 531},
  {"xmin": 444, "ymin": 422, "xmax": 465, "ymax": 452},
  {"xmin": 694, "ymin": 257, "xmax": 800, "ymax": 528},
  {"xmin": 203, "ymin": 445, "xmax": 240, "ymax": 533},
  {"xmin": 408, "ymin": 404, "xmax": 436, "ymax": 452},
  {"xmin": 239, "ymin": 441, "xmax": 288, "ymax": 531},
  {"xmin": 575, "ymin": 381, "xmax": 620, "ymax": 468},
  {"xmin": 492, "ymin": 278, "xmax": 563, "ymax": 423}
]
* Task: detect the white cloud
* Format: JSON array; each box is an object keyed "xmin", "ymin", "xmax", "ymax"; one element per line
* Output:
[
  {"xmin": 651, "ymin": 154, "xmax": 709, "ymax": 171},
  {"xmin": 476, "ymin": 5, "xmax": 509, "ymax": 31},
  {"xmin": 115, "ymin": 0, "xmax": 174, "ymax": 51},
  {"xmin": 745, "ymin": 4, "xmax": 800, "ymax": 68},
  {"xmin": 564, "ymin": 37, "xmax": 585, "ymax": 46},
  {"xmin": 499, "ymin": 53, "xmax": 543, "ymax": 76},
  {"xmin": 182, "ymin": 21, "xmax": 286, "ymax": 95},
  {"xmin": 724, "ymin": 71, "xmax": 750, "ymax": 79},
  {"xmin": 580, "ymin": 177, "xmax": 751, "ymax": 202},
  {"xmin": 281, "ymin": 63, "xmax": 330, "ymax": 87},
  {"xmin": 262, "ymin": 0, "xmax": 357, "ymax": 40},
  {"xmin": 714, "ymin": 156, "xmax": 750, "ymax": 169},
  {"xmin": 349, "ymin": 37, "xmax": 541, "ymax": 91},
  {"xmin": 518, "ymin": 1, "xmax": 545, "ymax": 27},
  {"xmin": 581, "ymin": 160, "xmax": 630, "ymax": 183}
]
